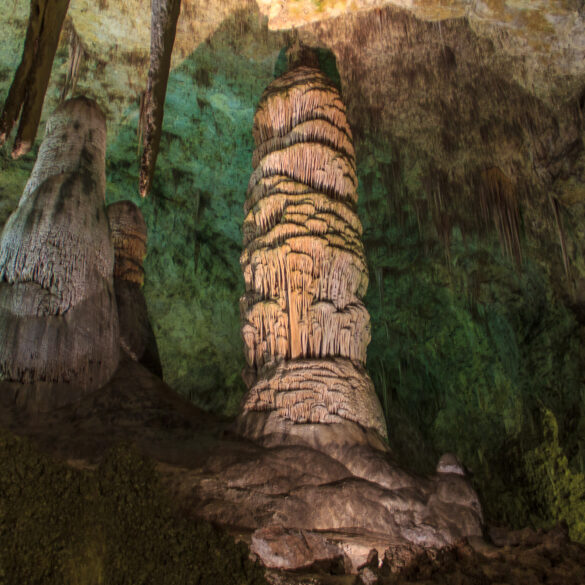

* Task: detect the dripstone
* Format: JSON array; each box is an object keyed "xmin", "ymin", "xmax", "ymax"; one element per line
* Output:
[
  {"xmin": 238, "ymin": 65, "xmax": 386, "ymax": 439},
  {"xmin": 107, "ymin": 200, "xmax": 162, "ymax": 377},
  {"xmin": 0, "ymin": 97, "xmax": 119, "ymax": 410}
]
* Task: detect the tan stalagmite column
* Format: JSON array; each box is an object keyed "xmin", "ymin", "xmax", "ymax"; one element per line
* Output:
[
  {"xmin": 239, "ymin": 66, "xmax": 387, "ymax": 439},
  {"xmin": 107, "ymin": 200, "xmax": 162, "ymax": 377},
  {"xmin": 0, "ymin": 97, "xmax": 119, "ymax": 410}
]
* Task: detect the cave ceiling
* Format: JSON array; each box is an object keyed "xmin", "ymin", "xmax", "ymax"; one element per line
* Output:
[
  {"xmin": 2, "ymin": 0, "xmax": 583, "ymax": 209},
  {"xmin": 1, "ymin": 0, "xmax": 583, "ymax": 175}
]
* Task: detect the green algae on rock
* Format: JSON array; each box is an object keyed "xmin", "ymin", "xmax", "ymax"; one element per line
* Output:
[{"xmin": 0, "ymin": 428, "xmax": 267, "ymax": 585}]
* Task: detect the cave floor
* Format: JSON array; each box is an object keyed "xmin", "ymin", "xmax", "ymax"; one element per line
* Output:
[{"xmin": 1, "ymin": 359, "xmax": 584, "ymax": 584}]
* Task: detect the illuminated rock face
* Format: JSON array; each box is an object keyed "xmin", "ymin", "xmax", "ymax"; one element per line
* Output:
[
  {"xmin": 107, "ymin": 200, "xmax": 162, "ymax": 377},
  {"xmin": 240, "ymin": 66, "xmax": 386, "ymax": 438},
  {"xmin": 0, "ymin": 97, "xmax": 119, "ymax": 408}
]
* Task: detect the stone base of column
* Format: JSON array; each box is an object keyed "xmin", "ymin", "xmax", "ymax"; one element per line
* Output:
[{"xmin": 239, "ymin": 357, "xmax": 387, "ymax": 441}]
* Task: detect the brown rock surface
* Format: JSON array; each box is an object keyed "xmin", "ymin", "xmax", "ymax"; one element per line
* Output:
[
  {"xmin": 139, "ymin": 0, "xmax": 182, "ymax": 197},
  {"xmin": 107, "ymin": 200, "xmax": 162, "ymax": 377},
  {"xmin": 0, "ymin": 0, "xmax": 71, "ymax": 157},
  {"xmin": 0, "ymin": 97, "xmax": 119, "ymax": 410},
  {"xmin": 240, "ymin": 65, "xmax": 386, "ymax": 438},
  {"xmin": 0, "ymin": 358, "xmax": 483, "ymax": 573},
  {"xmin": 2, "ymin": 359, "xmax": 583, "ymax": 583}
]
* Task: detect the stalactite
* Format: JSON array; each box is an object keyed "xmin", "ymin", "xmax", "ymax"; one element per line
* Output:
[
  {"xmin": 0, "ymin": 0, "xmax": 71, "ymax": 158},
  {"xmin": 478, "ymin": 167, "xmax": 522, "ymax": 267},
  {"xmin": 107, "ymin": 200, "xmax": 163, "ymax": 377},
  {"xmin": 240, "ymin": 65, "xmax": 387, "ymax": 439},
  {"xmin": 549, "ymin": 195, "xmax": 571, "ymax": 281},
  {"xmin": 60, "ymin": 22, "xmax": 84, "ymax": 104},
  {"xmin": 139, "ymin": 0, "xmax": 182, "ymax": 197},
  {"xmin": 0, "ymin": 98, "xmax": 119, "ymax": 407}
]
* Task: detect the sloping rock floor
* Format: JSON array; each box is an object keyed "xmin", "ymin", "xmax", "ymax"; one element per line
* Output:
[{"xmin": 1, "ymin": 359, "xmax": 584, "ymax": 584}]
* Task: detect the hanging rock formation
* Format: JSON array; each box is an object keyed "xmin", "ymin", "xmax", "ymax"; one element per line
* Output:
[
  {"xmin": 107, "ymin": 200, "xmax": 162, "ymax": 378},
  {"xmin": 0, "ymin": 97, "xmax": 119, "ymax": 410},
  {"xmin": 0, "ymin": 0, "xmax": 71, "ymax": 158},
  {"xmin": 239, "ymin": 65, "xmax": 386, "ymax": 439},
  {"xmin": 139, "ymin": 0, "xmax": 182, "ymax": 197}
]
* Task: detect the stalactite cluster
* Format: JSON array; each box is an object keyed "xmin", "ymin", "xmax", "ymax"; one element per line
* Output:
[
  {"xmin": 478, "ymin": 167, "xmax": 522, "ymax": 268},
  {"xmin": 0, "ymin": 0, "xmax": 71, "ymax": 158},
  {"xmin": 0, "ymin": 98, "xmax": 119, "ymax": 405},
  {"xmin": 240, "ymin": 65, "xmax": 386, "ymax": 438},
  {"xmin": 107, "ymin": 200, "xmax": 162, "ymax": 377}
]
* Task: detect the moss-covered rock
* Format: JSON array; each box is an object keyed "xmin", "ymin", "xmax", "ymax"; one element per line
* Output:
[{"xmin": 0, "ymin": 429, "xmax": 266, "ymax": 585}]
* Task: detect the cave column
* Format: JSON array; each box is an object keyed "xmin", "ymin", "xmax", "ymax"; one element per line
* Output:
[{"xmin": 238, "ymin": 64, "xmax": 387, "ymax": 440}]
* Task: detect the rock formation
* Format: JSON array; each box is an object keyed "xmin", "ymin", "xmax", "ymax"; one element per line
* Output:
[
  {"xmin": 139, "ymin": 0, "xmax": 182, "ymax": 197},
  {"xmin": 0, "ymin": 97, "xmax": 119, "ymax": 410},
  {"xmin": 239, "ymin": 65, "xmax": 386, "ymax": 439},
  {"xmin": 107, "ymin": 200, "xmax": 162, "ymax": 377},
  {"xmin": 0, "ymin": 0, "xmax": 71, "ymax": 158}
]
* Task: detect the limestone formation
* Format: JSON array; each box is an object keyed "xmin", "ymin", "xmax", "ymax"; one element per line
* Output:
[
  {"xmin": 139, "ymin": 0, "xmax": 182, "ymax": 197},
  {"xmin": 239, "ymin": 65, "xmax": 386, "ymax": 438},
  {"xmin": 107, "ymin": 200, "xmax": 162, "ymax": 377},
  {"xmin": 0, "ymin": 0, "xmax": 71, "ymax": 158},
  {"xmin": 0, "ymin": 97, "xmax": 119, "ymax": 409}
]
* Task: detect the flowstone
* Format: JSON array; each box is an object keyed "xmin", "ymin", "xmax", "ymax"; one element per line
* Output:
[
  {"xmin": 239, "ymin": 65, "xmax": 386, "ymax": 439},
  {"xmin": 0, "ymin": 97, "xmax": 119, "ymax": 410},
  {"xmin": 107, "ymin": 200, "xmax": 162, "ymax": 377}
]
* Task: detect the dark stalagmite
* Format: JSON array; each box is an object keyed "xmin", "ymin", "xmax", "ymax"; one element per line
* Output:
[
  {"xmin": 107, "ymin": 200, "xmax": 162, "ymax": 377},
  {"xmin": 0, "ymin": 97, "xmax": 119, "ymax": 410},
  {"xmin": 239, "ymin": 65, "xmax": 387, "ymax": 439}
]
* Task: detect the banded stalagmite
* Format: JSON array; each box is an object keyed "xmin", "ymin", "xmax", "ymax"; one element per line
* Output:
[
  {"xmin": 0, "ymin": 97, "xmax": 119, "ymax": 410},
  {"xmin": 239, "ymin": 65, "xmax": 387, "ymax": 439},
  {"xmin": 107, "ymin": 200, "xmax": 162, "ymax": 377}
]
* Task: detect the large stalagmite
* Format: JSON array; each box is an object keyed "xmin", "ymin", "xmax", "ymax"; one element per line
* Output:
[
  {"xmin": 107, "ymin": 200, "xmax": 162, "ymax": 377},
  {"xmin": 239, "ymin": 65, "xmax": 387, "ymax": 439},
  {"xmin": 0, "ymin": 97, "xmax": 119, "ymax": 410}
]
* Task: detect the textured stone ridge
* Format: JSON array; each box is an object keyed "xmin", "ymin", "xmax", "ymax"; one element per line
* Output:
[
  {"xmin": 240, "ymin": 65, "xmax": 386, "ymax": 438},
  {"xmin": 107, "ymin": 200, "xmax": 162, "ymax": 378},
  {"xmin": 0, "ymin": 97, "xmax": 119, "ymax": 408},
  {"xmin": 107, "ymin": 200, "xmax": 148, "ymax": 286},
  {"xmin": 242, "ymin": 358, "xmax": 386, "ymax": 435}
]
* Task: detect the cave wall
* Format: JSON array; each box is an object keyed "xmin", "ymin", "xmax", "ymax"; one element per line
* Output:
[{"xmin": 1, "ymin": 0, "xmax": 585, "ymax": 536}]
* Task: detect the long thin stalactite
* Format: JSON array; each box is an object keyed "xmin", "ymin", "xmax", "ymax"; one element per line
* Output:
[
  {"xmin": 0, "ymin": 0, "xmax": 71, "ymax": 158},
  {"xmin": 139, "ymin": 0, "xmax": 181, "ymax": 197}
]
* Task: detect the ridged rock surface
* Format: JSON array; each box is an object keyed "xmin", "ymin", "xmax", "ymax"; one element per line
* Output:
[
  {"xmin": 240, "ymin": 65, "xmax": 386, "ymax": 438},
  {"xmin": 107, "ymin": 200, "xmax": 162, "ymax": 378},
  {"xmin": 0, "ymin": 358, "xmax": 485, "ymax": 574},
  {"xmin": 0, "ymin": 97, "xmax": 119, "ymax": 409}
]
